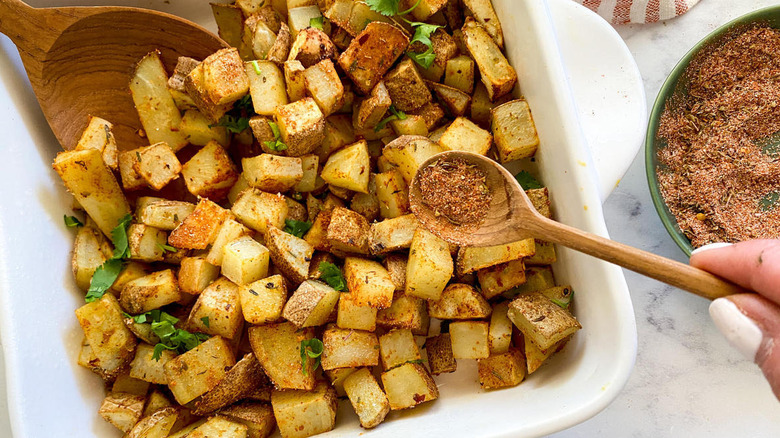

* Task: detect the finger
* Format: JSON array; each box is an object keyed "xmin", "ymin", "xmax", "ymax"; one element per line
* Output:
[
  {"xmin": 690, "ymin": 240, "xmax": 780, "ymax": 305},
  {"xmin": 710, "ymin": 294, "xmax": 780, "ymax": 400}
]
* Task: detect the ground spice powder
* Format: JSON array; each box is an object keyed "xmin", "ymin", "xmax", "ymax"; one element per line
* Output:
[
  {"xmin": 657, "ymin": 25, "xmax": 780, "ymax": 248},
  {"xmin": 418, "ymin": 158, "xmax": 492, "ymax": 226}
]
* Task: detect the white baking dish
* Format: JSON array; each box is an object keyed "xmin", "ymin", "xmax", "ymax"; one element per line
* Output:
[{"xmin": 0, "ymin": 0, "xmax": 636, "ymax": 436}]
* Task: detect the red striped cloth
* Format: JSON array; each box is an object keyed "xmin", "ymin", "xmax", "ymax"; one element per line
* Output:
[{"xmin": 574, "ymin": 0, "xmax": 701, "ymax": 24}]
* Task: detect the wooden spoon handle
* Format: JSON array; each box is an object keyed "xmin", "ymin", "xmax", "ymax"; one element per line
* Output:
[{"xmin": 531, "ymin": 218, "xmax": 746, "ymax": 300}]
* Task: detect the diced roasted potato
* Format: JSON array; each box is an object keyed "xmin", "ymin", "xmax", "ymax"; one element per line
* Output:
[
  {"xmin": 428, "ymin": 80, "xmax": 472, "ymax": 117},
  {"xmin": 141, "ymin": 389, "xmax": 171, "ymax": 417},
  {"xmin": 525, "ymin": 335, "xmax": 570, "ymax": 374},
  {"xmin": 321, "ymin": 140, "xmax": 370, "ymax": 193},
  {"xmin": 343, "ymin": 257, "xmax": 395, "ymax": 308},
  {"xmin": 477, "ymin": 259, "xmax": 526, "ymax": 299},
  {"xmin": 169, "ymin": 198, "xmax": 230, "ymax": 249},
  {"xmin": 326, "ymin": 206, "xmax": 370, "ymax": 254},
  {"xmin": 207, "ymin": 217, "xmax": 253, "ymax": 266},
  {"xmin": 271, "ymin": 382, "xmax": 338, "ymax": 438},
  {"xmin": 316, "ymin": 114, "xmax": 356, "ymax": 161},
  {"xmin": 222, "ymin": 236, "xmax": 271, "ymax": 285},
  {"xmin": 449, "ymin": 320, "xmax": 490, "ymax": 359},
  {"xmin": 202, "ymin": 47, "xmax": 250, "ymax": 106},
  {"xmin": 343, "ymin": 0, "xmax": 391, "ymax": 36},
  {"xmin": 325, "ymin": 367, "xmax": 356, "ymax": 397},
  {"xmin": 304, "ymin": 209, "xmax": 332, "ymax": 251},
  {"xmin": 130, "ymin": 51, "xmax": 188, "ymax": 151},
  {"xmin": 438, "ymin": 116, "xmax": 492, "ymax": 155},
  {"xmin": 378, "ymin": 329, "xmax": 421, "ymax": 370},
  {"xmin": 508, "ymin": 292, "xmax": 581, "ymax": 351},
  {"xmin": 488, "ymin": 301, "xmax": 512, "ymax": 354},
  {"xmin": 462, "ymin": 18, "xmax": 517, "ymax": 101},
  {"xmin": 53, "ymin": 149, "xmax": 131, "ymax": 238},
  {"xmin": 293, "ymin": 154, "xmax": 319, "ymax": 193},
  {"xmin": 375, "ymin": 168, "xmax": 410, "ymax": 219},
  {"xmin": 406, "ymin": 228, "xmax": 453, "ymax": 301},
  {"xmin": 242, "ymin": 154, "xmax": 303, "ymax": 193},
  {"xmin": 275, "ymin": 97, "xmax": 326, "ymax": 156},
  {"xmin": 124, "ymin": 406, "xmax": 179, "ymax": 438},
  {"xmin": 136, "ymin": 198, "xmax": 195, "ymax": 231},
  {"xmin": 185, "ymin": 63, "xmax": 232, "ymax": 122},
  {"xmin": 247, "ymin": 60, "xmax": 289, "ymax": 116},
  {"xmin": 129, "ymin": 343, "xmax": 175, "ymax": 385},
  {"xmin": 304, "ymin": 59, "xmax": 344, "ymax": 116},
  {"xmin": 164, "ymin": 336, "xmax": 236, "ymax": 404},
  {"xmin": 232, "ymin": 189, "xmax": 289, "ymax": 235},
  {"xmin": 463, "ymin": 0, "xmax": 503, "ymax": 47},
  {"xmin": 368, "ymin": 214, "xmax": 417, "ymax": 255},
  {"xmin": 428, "ymin": 283, "xmax": 491, "ymax": 319},
  {"xmin": 382, "ymin": 135, "xmax": 444, "ymax": 183},
  {"xmin": 181, "ymin": 140, "xmax": 240, "ymax": 200},
  {"xmin": 383, "ymin": 254, "xmax": 407, "ymax": 292},
  {"xmin": 169, "ymin": 56, "xmax": 201, "ymax": 110},
  {"xmin": 337, "ymin": 22, "xmax": 409, "ymax": 94},
  {"xmin": 127, "ymin": 224, "xmax": 167, "ymax": 262},
  {"xmin": 343, "ymin": 368, "xmax": 390, "ymax": 429},
  {"xmin": 186, "ymin": 277, "xmax": 243, "ymax": 338},
  {"xmin": 384, "ymin": 58, "xmax": 432, "ymax": 112},
  {"xmin": 321, "ymin": 326, "xmax": 380, "ymax": 370},
  {"xmin": 99, "ymin": 392, "xmax": 146, "ymax": 432},
  {"xmin": 377, "ymin": 291, "xmax": 429, "ymax": 335},
  {"xmin": 477, "ymin": 348, "xmax": 526, "ymax": 389},
  {"xmin": 409, "ymin": 101, "xmax": 445, "ymax": 131},
  {"xmin": 267, "ymin": 225, "xmax": 314, "ymax": 283},
  {"xmin": 456, "ymin": 238, "xmax": 535, "ymax": 275},
  {"xmin": 132, "ymin": 142, "xmax": 182, "ymax": 190},
  {"xmin": 354, "ymin": 82, "xmax": 391, "ymax": 130},
  {"xmin": 249, "ymin": 322, "xmax": 316, "ymax": 390},
  {"xmin": 444, "ymin": 55, "xmax": 475, "ymax": 93},
  {"xmin": 526, "ymin": 187, "xmax": 551, "ymax": 218},
  {"xmin": 381, "ymin": 362, "xmax": 438, "ymax": 410},
  {"xmin": 178, "ymin": 256, "xmax": 220, "ymax": 294},
  {"xmin": 120, "ymin": 269, "xmax": 180, "ymax": 314},
  {"xmin": 72, "ymin": 225, "xmax": 112, "ymax": 290},
  {"xmin": 183, "ymin": 416, "xmax": 248, "ymax": 437},
  {"xmin": 288, "ymin": 27, "xmax": 338, "ymax": 68},
  {"xmin": 112, "ymin": 372, "xmax": 151, "ymax": 396},
  {"xmin": 211, "ymin": 3, "xmax": 244, "ymax": 48},
  {"xmin": 336, "ymin": 290, "xmax": 378, "ymax": 331},
  {"xmin": 389, "ymin": 114, "xmax": 428, "ymax": 136},
  {"xmin": 349, "ymin": 174, "xmax": 379, "ymax": 221},
  {"xmin": 179, "ymin": 109, "xmax": 230, "ymax": 146},
  {"xmin": 425, "ymin": 333, "xmax": 457, "ymax": 375},
  {"xmin": 118, "ymin": 148, "xmax": 147, "ymax": 191},
  {"xmin": 193, "ymin": 353, "xmax": 267, "ymax": 415},
  {"xmin": 75, "ymin": 116, "xmax": 118, "ymax": 170},
  {"xmin": 219, "ymin": 401, "xmax": 277, "ymax": 438},
  {"xmin": 240, "ymin": 274, "xmax": 288, "ymax": 324},
  {"xmin": 525, "ymin": 240, "xmax": 557, "ymax": 266},
  {"xmin": 491, "ymin": 99, "xmax": 540, "ymax": 162},
  {"xmin": 283, "ymin": 60, "xmax": 307, "ymax": 101},
  {"xmin": 282, "ymin": 280, "xmax": 340, "ymax": 327},
  {"xmin": 244, "ymin": 15, "xmax": 277, "ymax": 60},
  {"xmin": 505, "ymin": 266, "xmax": 555, "ymax": 299},
  {"xmin": 75, "ymin": 294, "xmax": 137, "ymax": 380}
]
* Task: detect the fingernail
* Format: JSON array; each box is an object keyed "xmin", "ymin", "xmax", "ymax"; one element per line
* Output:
[
  {"xmin": 691, "ymin": 242, "xmax": 733, "ymax": 255},
  {"xmin": 709, "ymin": 298, "xmax": 763, "ymax": 361}
]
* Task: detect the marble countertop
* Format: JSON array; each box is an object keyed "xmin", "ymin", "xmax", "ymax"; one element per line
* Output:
[{"xmin": 1, "ymin": 0, "xmax": 779, "ymax": 436}]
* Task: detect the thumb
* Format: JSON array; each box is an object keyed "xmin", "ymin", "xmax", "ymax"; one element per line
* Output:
[{"xmin": 710, "ymin": 294, "xmax": 780, "ymax": 400}]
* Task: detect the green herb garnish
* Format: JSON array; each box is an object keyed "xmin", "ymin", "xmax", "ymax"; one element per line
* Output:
[
  {"xmin": 318, "ymin": 262, "xmax": 347, "ymax": 291},
  {"xmin": 365, "ymin": 0, "xmax": 440, "ymax": 69},
  {"xmin": 515, "ymin": 171, "xmax": 544, "ymax": 190},
  {"xmin": 214, "ymin": 114, "xmax": 250, "ymax": 134},
  {"xmin": 283, "ymin": 219, "xmax": 312, "ymax": 238},
  {"xmin": 550, "ymin": 288, "xmax": 574, "ymax": 309},
  {"xmin": 309, "ymin": 16, "xmax": 325, "ymax": 30},
  {"xmin": 212, "ymin": 95, "xmax": 255, "ymax": 133},
  {"xmin": 251, "ymin": 60, "xmax": 262, "ymax": 75},
  {"xmin": 365, "ymin": 0, "xmax": 404, "ymax": 16},
  {"xmin": 408, "ymin": 21, "xmax": 443, "ymax": 47},
  {"xmin": 201, "ymin": 316, "xmax": 210, "ymax": 328},
  {"xmin": 64, "ymin": 215, "xmax": 83, "ymax": 228},
  {"xmin": 85, "ymin": 214, "xmax": 133, "ymax": 303},
  {"xmin": 406, "ymin": 47, "xmax": 437, "ymax": 69},
  {"xmin": 375, "ymin": 105, "xmax": 407, "ymax": 132},
  {"xmin": 264, "ymin": 121, "xmax": 288, "ymax": 151},
  {"xmin": 300, "ymin": 338, "xmax": 324, "ymax": 375},
  {"xmin": 128, "ymin": 310, "xmax": 209, "ymax": 360},
  {"xmin": 156, "ymin": 242, "xmax": 178, "ymax": 253}
]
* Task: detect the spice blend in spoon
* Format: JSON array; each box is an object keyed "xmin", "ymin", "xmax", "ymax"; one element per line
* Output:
[{"xmin": 418, "ymin": 158, "xmax": 492, "ymax": 226}]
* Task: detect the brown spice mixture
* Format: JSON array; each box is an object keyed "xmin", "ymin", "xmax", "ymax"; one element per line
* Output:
[
  {"xmin": 419, "ymin": 158, "xmax": 492, "ymax": 226},
  {"xmin": 657, "ymin": 25, "xmax": 780, "ymax": 247}
]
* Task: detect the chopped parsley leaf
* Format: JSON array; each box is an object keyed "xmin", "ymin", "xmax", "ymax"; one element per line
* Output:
[
  {"xmin": 318, "ymin": 262, "xmax": 347, "ymax": 292},
  {"xmin": 64, "ymin": 215, "xmax": 83, "ymax": 228},
  {"xmin": 85, "ymin": 214, "xmax": 133, "ymax": 303},
  {"xmin": 514, "ymin": 171, "xmax": 544, "ymax": 190},
  {"xmin": 309, "ymin": 16, "xmax": 325, "ymax": 30},
  {"xmin": 283, "ymin": 219, "xmax": 312, "ymax": 238},
  {"xmin": 300, "ymin": 338, "xmax": 324, "ymax": 375},
  {"xmin": 127, "ymin": 310, "xmax": 209, "ymax": 360},
  {"xmin": 201, "ymin": 316, "xmax": 210, "ymax": 328},
  {"xmin": 156, "ymin": 242, "xmax": 178, "ymax": 253}
]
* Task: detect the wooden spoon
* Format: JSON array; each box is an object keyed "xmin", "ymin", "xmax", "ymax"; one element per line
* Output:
[
  {"xmin": 409, "ymin": 151, "xmax": 745, "ymax": 300},
  {"xmin": 0, "ymin": 0, "xmax": 226, "ymax": 150}
]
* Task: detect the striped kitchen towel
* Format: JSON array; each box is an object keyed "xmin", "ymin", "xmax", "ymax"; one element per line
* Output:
[{"xmin": 575, "ymin": 0, "xmax": 701, "ymax": 24}]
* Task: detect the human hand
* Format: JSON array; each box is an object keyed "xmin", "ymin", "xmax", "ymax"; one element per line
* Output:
[{"xmin": 690, "ymin": 240, "xmax": 780, "ymax": 401}]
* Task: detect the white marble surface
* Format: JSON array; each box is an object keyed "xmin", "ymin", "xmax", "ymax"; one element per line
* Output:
[{"xmin": 1, "ymin": 0, "xmax": 780, "ymax": 437}]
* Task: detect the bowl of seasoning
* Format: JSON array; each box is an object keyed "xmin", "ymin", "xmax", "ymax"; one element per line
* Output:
[{"xmin": 646, "ymin": 5, "xmax": 780, "ymax": 256}]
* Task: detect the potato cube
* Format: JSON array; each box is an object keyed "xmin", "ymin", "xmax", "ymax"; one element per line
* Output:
[
  {"xmin": 120, "ymin": 269, "xmax": 181, "ymax": 314},
  {"xmin": 271, "ymin": 382, "xmax": 338, "ymax": 438},
  {"xmin": 247, "ymin": 60, "xmax": 288, "ymax": 115},
  {"xmin": 321, "ymin": 326, "xmax": 379, "ymax": 370},
  {"xmin": 491, "ymin": 99, "xmax": 539, "ymax": 162},
  {"xmin": 368, "ymin": 214, "xmax": 417, "ymax": 256},
  {"xmin": 488, "ymin": 302, "xmax": 512, "ymax": 354},
  {"xmin": 179, "ymin": 109, "xmax": 229, "ymax": 147},
  {"xmin": 75, "ymin": 295, "xmax": 136, "ymax": 379},
  {"xmin": 288, "ymin": 27, "xmax": 338, "ymax": 68},
  {"xmin": 325, "ymin": 367, "xmax": 356, "ymax": 397},
  {"xmin": 428, "ymin": 283, "xmax": 491, "ymax": 320},
  {"xmin": 129, "ymin": 343, "xmax": 175, "ymax": 385},
  {"xmin": 181, "ymin": 140, "xmax": 240, "ymax": 200},
  {"xmin": 383, "ymin": 58, "xmax": 432, "ymax": 111},
  {"xmin": 462, "ymin": 18, "xmax": 516, "ymax": 101},
  {"xmin": 444, "ymin": 55, "xmax": 475, "ymax": 93},
  {"xmin": 527, "ymin": 187, "xmax": 551, "ymax": 218},
  {"xmin": 207, "ymin": 217, "xmax": 253, "ymax": 266},
  {"xmin": 382, "ymin": 135, "xmax": 444, "ymax": 183},
  {"xmin": 406, "ymin": 228, "xmax": 453, "ymax": 301},
  {"xmin": 381, "ymin": 362, "xmax": 438, "ymax": 410},
  {"xmin": 193, "ymin": 353, "xmax": 268, "ymax": 415},
  {"xmin": 53, "ymin": 149, "xmax": 131, "ymax": 238},
  {"xmin": 338, "ymin": 22, "xmax": 409, "ymax": 94},
  {"xmin": 117, "ymin": 148, "xmax": 146, "ymax": 191},
  {"xmin": 275, "ymin": 97, "xmax": 325, "ymax": 156},
  {"xmin": 477, "ymin": 259, "xmax": 527, "ymax": 299},
  {"xmin": 317, "ymin": 114, "xmax": 356, "ymax": 161},
  {"xmin": 186, "ymin": 277, "xmax": 243, "ymax": 338},
  {"xmin": 112, "ymin": 373, "xmax": 151, "ymax": 396},
  {"xmin": 383, "ymin": 253, "xmax": 407, "ymax": 292},
  {"xmin": 163, "ymin": 336, "xmax": 236, "ymax": 404},
  {"xmin": 379, "ymin": 329, "xmax": 421, "ymax": 370},
  {"xmin": 127, "ymin": 224, "xmax": 167, "ymax": 262},
  {"xmin": 342, "ymin": 257, "xmax": 395, "ymax": 308},
  {"xmin": 429, "ymin": 81, "xmax": 472, "ymax": 117},
  {"xmin": 219, "ymin": 401, "xmax": 277, "ymax": 438},
  {"xmin": 508, "ymin": 292, "xmax": 581, "ymax": 350},
  {"xmin": 75, "ymin": 116, "xmax": 118, "ymax": 170},
  {"xmin": 375, "ymin": 168, "xmax": 410, "ymax": 219},
  {"xmin": 99, "ymin": 392, "xmax": 146, "ymax": 433},
  {"xmin": 438, "ymin": 117, "xmax": 492, "ymax": 156},
  {"xmin": 169, "ymin": 198, "xmax": 230, "ymax": 250},
  {"xmin": 320, "ymin": 140, "xmax": 370, "ymax": 193},
  {"xmin": 240, "ymin": 275, "xmax": 287, "ymax": 324},
  {"xmin": 243, "ymin": 154, "xmax": 303, "ymax": 193},
  {"xmin": 350, "ymin": 176, "xmax": 379, "ymax": 222},
  {"xmin": 525, "ymin": 240, "xmax": 557, "ymax": 266},
  {"xmin": 456, "ymin": 238, "xmax": 535, "ymax": 275},
  {"xmin": 282, "ymin": 280, "xmax": 340, "ymax": 327},
  {"xmin": 178, "ymin": 256, "xmax": 219, "ymax": 294},
  {"xmin": 389, "ymin": 114, "xmax": 428, "ymax": 136},
  {"xmin": 354, "ymin": 82, "xmax": 391, "ymax": 130},
  {"xmin": 266, "ymin": 225, "xmax": 314, "ymax": 284},
  {"xmin": 185, "ymin": 416, "xmax": 248, "ymax": 437},
  {"xmin": 132, "ymin": 142, "xmax": 182, "ymax": 190},
  {"xmin": 268, "ymin": 21, "xmax": 292, "ymax": 64},
  {"xmin": 136, "ymin": 198, "xmax": 195, "ymax": 231},
  {"xmin": 304, "ymin": 59, "xmax": 344, "ymax": 116},
  {"xmin": 343, "ymin": 368, "xmax": 390, "ymax": 429},
  {"xmin": 244, "ymin": 15, "xmax": 277, "ymax": 60},
  {"xmin": 377, "ymin": 292, "xmax": 429, "ymax": 335},
  {"xmin": 202, "ymin": 47, "xmax": 250, "ymax": 105},
  {"xmin": 125, "ymin": 407, "xmax": 179, "ymax": 438},
  {"xmin": 450, "ymin": 320, "xmax": 490, "ymax": 359},
  {"xmin": 463, "ymin": 0, "xmax": 504, "ymax": 48},
  {"xmin": 211, "ymin": 3, "xmax": 243, "ymax": 47},
  {"xmin": 142, "ymin": 390, "xmax": 171, "ymax": 417},
  {"xmin": 293, "ymin": 154, "xmax": 319, "ymax": 192},
  {"xmin": 222, "ymin": 236, "xmax": 271, "ymax": 285},
  {"xmin": 232, "ymin": 189, "xmax": 288, "ymax": 235},
  {"xmin": 477, "ymin": 348, "xmax": 526, "ymax": 389},
  {"xmin": 326, "ymin": 207, "xmax": 370, "ymax": 254},
  {"xmin": 249, "ymin": 322, "xmax": 316, "ymax": 390},
  {"xmin": 72, "ymin": 225, "xmax": 112, "ymax": 290},
  {"xmin": 505, "ymin": 266, "xmax": 555, "ymax": 299},
  {"xmin": 284, "ymin": 60, "xmax": 307, "ymax": 101},
  {"xmin": 425, "ymin": 333, "xmax": 457, "ymax": 375},
  {"xmin": 337, "ymin": 291, "xmax": 377, "ymax": 331}
]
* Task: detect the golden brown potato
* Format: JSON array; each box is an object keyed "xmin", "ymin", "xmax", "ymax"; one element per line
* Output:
[
  {"xmin": 120, "ymin": 269, "xmax": 181, "ymax": 314},
  {"xmin": 321, "ymin": 326, "xmax": 380, "ymax": 370},
  {"xmin": 383, "ymin": 58, "xmax": 432, "ymax": 112},
  {"xmin": 491, "ymin": 99, "xmax": 540, "ymax": 162},
  {"xmin": 462, "ymin": 18, "xmax": 516, "ymax": 101},
  {"xmin": 169, "ymin": 198, "xmax": 230, "ymax": 250},
  {"xmin": 449, "ymin": 320, "xmax": 490, "ymax": 359},
  {"xmin": 353, "ymin": 82, "xmax": 392, "ymax": 130},
  {"xmin": 425, "ymin": 333, "xmax": 457, "ymax": 375},
  {"xmin": 376, "ymin": 291, "xmax": 429, "ymax": 335},
  {"xmin": 368, "ymin": 214, "xmax": 418, "ymax": 255},
  {"xmin": 271, "ymin": 382, "xmax": 338, "ymax": 438},
  {"xmin": 337, "ymin": 22, "xmax": 409, "ymax": 94},
  {"xmin": 288, "ymin": 27, "xmax": 338, "ymax": 68},
  {"xmin": 477, "ymin": 349, "xmax": 526, "ymax": 389},
  {"xmin": 249, "ymin": 322, "xmax": 317, "ymax": 390},
  {"xmin": 164, "ymin": 336, "xmax": 236, "ymax": 405},
  {"xmin": 381, "ymin": 362, "xmax": 438, "ymax": 410},
  {"xmin": 463, "ymin": 0, "xmax": 504, "ymax": 48},
  {"xmin": 99, "ymin": 391, "xmax": 146, "ymax": 433},
  {"xmin": 282, "ymin": 279, "xmax": 340, "ymax": 327},
  {"xmin": 327, "ymin": 206, "xmax": 370, "ymax": 254},
  {"xmin": 75, "ymin": 294, "xmax": 137, "ymax": 380},
  {"xmin": 125, "ymin": 407, "xmax": 179, "ymax": 438},
  {"xmin": 428, "ymin": 283, "xmax": 491, "ymax": 319},
  {"xmin": 304, "ymin": 58, "xmax": 345, "ymax": 116},
  {"xmin": 266, "ymin": 225, "xmax": 314, "ymax": 284},
  {"xmin": 71, "ymin": 225, "xmax": 112, "ymax": 291},
  {"xmin": 378, "ymin": 329, "xmax": 421, "ymax": 370},
  {"xmin": 320, "ymin": 140, "xmax": 370, "ymax": 193},
  {"xmin": 508, "ymin": 292, "xmax": 581, "ymax": 351},
  {"xmin": 343, "ymin": 368, "xmax": 390, "ymax": 429},
  {"xmin": 275, "ymin": 97, "xmax": 326, "ymax": 156},
  {"xmin": 181, "ymin": 140, "xmax": 240, "ymax": 200},
  {"xmin": 75, "ymin": 116, "xmax": 118, "ymax": 170},
  {"xmin": 232, "ymin": 189, "xmax": 289, "ymax": 235},
  {"xmin": 240, "ymin": 274, "xmax": 288, "ymax": 324},
  {"xmin": 193, "ymin": 353, "xmax": 267, "ymax": 415},
  {"xmin": 243, "ymin": 154, "xmax": 304, "ymax": 193},
  {"xmin": 186, "ymin": 277, "xmax": 243, "ymax": 339},
  {"xmin": 343, "ymin": 257, "xmax": 395, "ymax": 308}
]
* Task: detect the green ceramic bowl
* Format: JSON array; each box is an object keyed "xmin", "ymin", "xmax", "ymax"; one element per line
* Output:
[{"xmin": 646, "ymin": 5, "xmax": 780, "ymax": 257}]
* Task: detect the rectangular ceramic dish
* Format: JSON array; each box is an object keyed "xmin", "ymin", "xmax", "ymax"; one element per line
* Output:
[{"xmin": 0, "ymin": 0, "xmax": 637, "ymax": 436}]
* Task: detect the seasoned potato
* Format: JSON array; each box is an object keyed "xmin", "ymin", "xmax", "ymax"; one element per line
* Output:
[
  {"xmin": 378, "ymin": 329, "xmax": 421, "ymax": 370},
  {"xmin": 325, "ymin": 367, "xmax": 357, "ymax": 397},
  {"xmin": 129, "ymin": 343, "xmax": 175, "ymax": 385},
  {"xmin": 127, "ymin": 224, "xmax": 167, "ymax": 263},
  {"xmin": 376, "ymin": 291, "xmax": 429, "ymax": 335},
  {"xmin": 282, "ymin": 280, "xmax": 340, "ymax": 327},
  {"xmin": 321, "ymin": 140, "xmax": 370, "ymax": 193},
  {"xmin": 179, "ymin": 108, "xmax": 230, "ymax": 146},
  {"xmin": 249, "ymin": 322, "xmax": 317, "ymax": 390},
  {"xmin": 75, "ymin": 116, "xmax": 118, "ymax": 170},
  {"xmin": 207, "ymin": 217, "xmax": 253, "ymax": 266},
  {"xmin": 275, "ymin": 97, "xmax": 326, "ymax": 156},
  {"xmin": 179, "ymin": 256, "xmax": 220, "ymax": 294},
  {"xmin": 463, "ymin": 0, "xmax": 503, "ymax": 47},
  {"xmin": 317, "ymin": 114, "xmax": 356, "ymax": 161},
  {"xmin": 169, "ymin": 198, "xmax": 230, "ymax": 250},
  {"xmin": 211, "ymin": 3, "xmax": 244, "ymax": 49},
  {"xmin": 185, "ymin": 62, "xmax": 232, "ymax": 122},
  {"xmin": 449, "ymin": 320, "xmax": 490, "ymax": 359},
  {"xmin": 477, "ymin": 349, "xmax": 526, "ymax": 389},
  {"xmin": 368, "ymin": 214, "xmax": 418, "ymax": 255},
  {"xmin": 288, "ymin": 27, "xmax": 338, "ymax": 68},
  {"xmin": 406, "ymin": 228, "xmax": 453, "ymax": 301},
  {"xmin": 384, "ymin": 58, "xmax": 432, "ymax": 112},
  {"xmin": 336, "ymin": 290, "xmax": 378, "ymax": 331},
  {"xmin": 293, "ymin": 154, "xmax": 320, "ymax": 192},
  {"xmin": 283, "ymin": 60, "xmax": 307, "ymax": 102},
  {"xmin": 247, "ymin": 60, "xmax": 288, "ymax": 116},
  {"xmin": 428, "ymin": 81, "xmax": 472, "ymax": 117},
  {"xmin": 186, "ymin": 277, "xmax": 243, "ymax": 338},
  {"xmin": 193, "ymin": 353, "xmax": 266, "ymax": 415},
  {"xmin": 222, "ymin": 236, "xmax": 271, "ymax": 285},
  {"xmin": 456, "ymin": 238, "xmax": 535, "ymax": 275},
  {"xmin": 125, "ymin": 407, "xmax": 179, "ymax": 438},
  {"xmin": 425, "ymin": 333, "xmax": 457, "ymax": 375},
  {"xmin": 183, "ymin": 416, "xmax": 248, "ymax": 437},
  {"xmin": 240, "ymin": 274, "xmax": 288, "ymax": 324},
  {"xmin": 438, "ymin": 117, "xmax": 492, "ymax": 155},
  {"xmin": 375, "ymin": 168, "xmax": 410, "ymax": 219},
  {"xmin": 381, "ymin": 362, "xmax": 438, "ymax": 410},
  {"xmin": 525, "ymin": 239, "xmax": 557, "ymax": 266},
  {"xmin": 266, "ymin": 225, "xmax": 314, "ymax": 283},
  {"xmin": 271, "ymin": 382, "xmax": 338, "ymax": 438},
  {"xmin": 219, "ymin": 401, "xmax": 277, "ymax": 438},
  {"xmin": 136, "ymin": 198, "xmax": 195, "ymax": 231},
  {"xmin": 488, "ymin": 301, "xmax": 512, "ymax": 354},
  {"xmin": 99, "ymin": 391, "xmax": 146, "ymax": 432},
  {"xmin": 505, "ymin": 266, "xmax": 555, "ymax": 299},
  {"xmin": 75, "ymin": 294, "xmax": 137, "ymax": 380},
  {"xmin": 181, "ymin": 140, "xmax": 240, "ymax": 200},
  {"xmin": 383, "ymin": 253, "xmax": 408, "ymax": 292},
  {"xmin": 243, "ymin": 154, "xmax": 303, "ymax": 193},
  {"xmin": 321, "ymin": 326, "xmax": 380, "ymax": 370},
  {"xmin": 508, "ymin": 292, "xmax": 581, "ymax": 350},
  {"xmin": 410, "ymin": 101, "xmax": 446, "ymax": 131},
  {"xmin": 232, "ymin": 189, "xmax": 289, "ymax": 235},
  {"xmin": 428, "ymin": 283, "xmax": 491, "ymax": 319},
  {"xmin": 201, "ymin": 47, "xmax": 250, "ymax": 105},
  {"xmin": 343, "ymin": 257, "xmax": 395, "ymax": 308},
  {"xmin": 120, "ymin": 269, "xmax": 181, "ymax": 314},
  {"xmin": 133, "ymin": 142, "xmax": 182, "ymax": 190},
  {"xmin": 354, "ymin": 82, "xmax": 392, "ymax": 130},
  {"xmin": 164, "ymin": 336, "xmax": 236, "ymax": 405},
  {"xmin": 444, "ymin": 55, "xmax": 475, "ymax": 93},
  {"xmin": 337, "ymin": 22, "xmax": 409, "ymax": 94},
  {"xmin": 304, "ymin": 59, "xmax": 344, "ymax": 116},
  {"xmin": 491, "ymin": 99, "xmax": 540, "ymax": 162},
  {"xmin": 327, "ymin": 207, "xmax": 370, "ymax": 254},
  {"xmin": 477, "ymin": 259, "xmax": 527, "ymax": 299},
  {"xmin": 462, "ymin": 18, "xmax": 516, "ymax": 100},
  {"xmin": 117, "ymin": 148, "xmax": 147, "ymax": 191},
  {"xmin": 343, "ymin": 368, "xmax": 391, "ymax": 429},
  {"xmin": 72, "ymin": 225, "xmax": 112, "ymax": 290},
  {"xmin": 382, "ymin": 135, "xmax": 444, "ymax": 183}
]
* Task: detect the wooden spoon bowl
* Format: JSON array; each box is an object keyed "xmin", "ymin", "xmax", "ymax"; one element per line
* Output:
[
  {"xmin": 410, "ymin": 151, "xmax": 747, "ymax": 300},
  {"xmin": 0, "ymin": 0, "xmax": 227, "ymax": 150}
]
